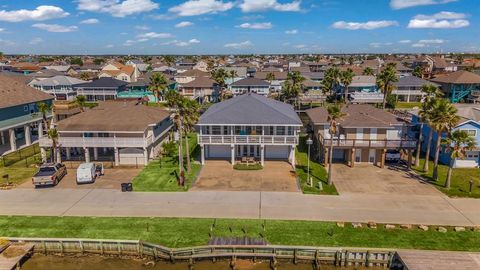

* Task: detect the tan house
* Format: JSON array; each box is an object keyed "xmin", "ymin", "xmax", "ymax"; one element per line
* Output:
[
  {"xmin": 306, "ymin": 104, "xmax": 416, "ymax": 168},
  {"xmin": 174, "ymin": 69, "xmax": 209, "ymax": 84},
  {"xmin": 178, "ymin": 76, "xmax": 218, "ymax": 103},
  {"xmin": 99, "ymin": 62, "xmax": 138, "ymax": 82}
]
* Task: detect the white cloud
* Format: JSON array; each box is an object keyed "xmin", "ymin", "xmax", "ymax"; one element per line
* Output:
[
  {"xmin": 32, "ymin": 23, "xmax": 78, "ymax": 33},
  {"xmin": 135, "ymin": 25, "xmax": 150, "ymax": 30},
  {"xmin": 0, "ymin": 28, "xmax": 4, "ymax": 33},
  {"xmin": 105, "ymin": 44, "xmax": 114, "ymax": 48},
  {"xmin": 370, "ymin": 42, "xmax": 393, "ymax": 48},
  {"xmin": 175, "ymin": 21, "xmax": 194, "ymax": 28},
  {"xmin": 412, "ymin": 39, "xmax": 447, "ymax": 48},
  {"xmin": 332, "ymin": 20, "xmax": 398, "ymax": 30},
  {"xmin": 239, "ymin": 0, "xmax": 301, "ymax": 12},
  {"xmin": 169, "ymin": 0, "xmax": 234, "ymax": 16},
  {"xmin": 224, "ymin": 40, "xmax": 252, "ymax": 49},
  {"xmin": 237, "ymin": 22, "xmax": 272, "ymax": 29},
  {"xmin": 285, "ymin": 29, "xmax": 298, "ymax": 34},
  {"xmin": 80, "ymin": 18, "xmax": 99, "ymax": 24},
  {"xmin": 124, "ymin": 39, "xmax": 135, "ymax": 46},
  {"xmin": 408, "ymin": 12, "xmax": 469, "ymax": 29},
  {"xmin": 0, "ymin": 39, "xmax": 15, "ymax": 46},
  {"xmin": 163, "ymin": 39, "xmax": 200, "ymax": 47},
  {"xmin": 399, "ymin": 39, "xmax": 412, "ymax": 43},
  {"xmin": 29, "ymin": 37, "xmax": 43, "ymax": 45},
  {"xmin": 137, "ymin": 32, "xmax": 173, "ymax": 39},
  {"xmin": 77, "ymin": 0, "xmax": 159, "ymax": 17},
  {"xmin": 0, "ymin": 5, "xmax": 69, "ymax": 22},
  {"xmin": 294, "ymin": 44, "xmax": 306, "ymax": 49},
  {"xmin": 390, "ymin": 0, "xmax": 457, "ymax": 10}
]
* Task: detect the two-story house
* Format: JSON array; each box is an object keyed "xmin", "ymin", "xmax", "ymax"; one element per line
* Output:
[
  {"xmin": 74, "ymin": 77, "xmax": 128, "ymax": 101},
  {"xmin": 430, "ymin": 70, "xmax": 480, "ymax": 103},
  {"xmin": 412, "ymin": 104, "xmax": 480, "ymax": 168},
  {"xmin": 230, "ymin": 77, "xmax": 270, "ymax": 96},
  {"xmin": 0, "ymin": 74, "xmax": 54, "ymax": 155},
  {"xmin": 196, "ymin": 93, "xmax": 302, "ymax": 167},
  {"xmin": 28, "ymin": 75, "xmax": 87, "ymax": 101},
  {"xmin": 306, "ymin": 104, "xmax": 416, "ymax": 168},
  {"xmin": 39, "ymin": 101, "xmax": 173, "ymax": 166},
  {"xmin": 178, "ymin": 76, "xmax": 218, "ymax": 103},
  {"xmin": 342, "ymin": 75, "xmax": 384, "ymax": 104},
  {"xmin": 393, "ymin": 76, "xmax": 438, "ymax": 103},
  {"xmin": 98, "ymin": 62, "xmax": 138, "ymax": 82}
]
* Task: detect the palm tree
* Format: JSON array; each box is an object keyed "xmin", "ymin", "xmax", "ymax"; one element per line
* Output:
[
  {"xmin": 75, "ymin": 95, "xmax": 87, "ymax": 112},
  {"xmin": 211, "ymin": 69, "xmax": 229, "ymax": 100},
  {"xmin": 326, "ymin": 103, "xmax": 346, "ymax": 186},
  {"xmin": 324, "ymin": 67, "xmax": 341, "ymax": 99},
  {"xmin": 179, "ymin": 98, "xmax": 200, "ymax": 172},
  {"xmin": 163, "ymin": 55, "xmax": 175, "ymax": 66},
  {"xmin": 340, "ymin": 69, "xmax": 354, "ymax": 103},
  {"xmin": 376, "ymin": 66, "xmax": 398, "ymax": 109},
  {"xmin": 79, "ymin": 72, "xmax": 90, "ymax": 81},
  {"xmin": 412, "ymin": 66, "xmax": 423, "ymax": 78},
  {"xmin": 37, "ymin": 102, "xmax": 51, "ymax": 135},
  {"xmin": 266, "ymin": 72, "xmax": 276, "ymax": 85},
  {"xmin": 442, "ymin": 130, "xmax": 476, "ymax": 189},
  {"xmin": 415, "ymin": 85, "xmax": 443, "ymax": 167},
  {"xmin": 47, "ymin": 128, "xmax": 59, "ymax": 163},
  {"xmin": 362, "ymin": 67, "xmax": 374, "ymax": 76},
  {"xmin": 428, "ymin": 99, "xmax": 459, "ymax": 181},
  {"xmin": 149, "ymin": 73, "xmax": 169, "ymax": 103},
  {"xmin": 281, "ymin": 71, "xmax": 305, "ymax": 107}
]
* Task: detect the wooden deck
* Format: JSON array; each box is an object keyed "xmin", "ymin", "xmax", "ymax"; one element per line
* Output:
[
  {"xmin": 0, "ymin": 243, "xmax": 34, "ymax": 270},
  {"xmin": 397, "ymin": 250, "xmax": 480, "ymax": 270}
]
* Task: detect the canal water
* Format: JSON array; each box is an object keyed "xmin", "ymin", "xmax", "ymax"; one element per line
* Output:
[{"xmin": 22, "ymin": 254, "xmax": 380, "ymax": 270}]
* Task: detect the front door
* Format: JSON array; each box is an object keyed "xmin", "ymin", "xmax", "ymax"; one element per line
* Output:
[
  {"xmin": 355, "ymin": 149, "xmax": 362, "ymax": 163},
  {"xmin": 368, "ymin": 149, "xmax": 376, "ymax": 164}
]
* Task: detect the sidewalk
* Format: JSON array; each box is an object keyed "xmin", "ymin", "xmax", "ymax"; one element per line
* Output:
[{"xmin": 0, "ymin": 188, "xmax": 479, "ymax": 226}]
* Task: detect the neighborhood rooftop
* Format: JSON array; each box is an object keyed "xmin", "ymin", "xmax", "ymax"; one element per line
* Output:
[
  {"xmin": 198, "ymin": 93, "xmax": 302, "ymax": 125},
  {"xmin": 0, "ymin": 73, "xmax": 53, "ymax": 109}
]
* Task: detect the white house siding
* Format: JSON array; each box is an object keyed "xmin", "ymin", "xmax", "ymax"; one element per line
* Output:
[
  {"xmin": 119, "ymin": 148, "xmax": 145, "ymax": 165},
  {"xmin": 265, "ymin": 145, "xmax": 289, "ymax": 159}
]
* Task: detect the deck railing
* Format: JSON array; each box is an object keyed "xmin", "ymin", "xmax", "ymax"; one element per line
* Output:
[
  {"xmin": 39, "ymin": 136, "xmax": 152, "ymax": 148},
  {"xmin": 198, "ymin": 135, "xmax": 298, "ymax": 145},
  {"xmin": 319, "ymin": 134, "xmax": 417, "ymax": 149}
]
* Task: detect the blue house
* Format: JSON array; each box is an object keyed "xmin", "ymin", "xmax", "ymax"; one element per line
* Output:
[
  {"xmin": 0, "ymin": 73, "xmax": 54, "ymax": 155},
  {"xmin": 413, "ymin": 104, "xmax": 480, "ymax": 168},
  {"xmin": 430, "ymin": 70, "xmax": 480, "ymax": 103},
  {"xmin": 339, "ymin": 75, "xmax": 384, "ymax": 104}
]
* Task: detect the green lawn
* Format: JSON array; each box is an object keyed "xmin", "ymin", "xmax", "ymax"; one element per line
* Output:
[
  {"xmin": 413, "ymin": 156, "xmax": 480, "ymax": 198},
  {"xmin": 296, "ymin": 135, "xmax": 338, "ymax": 195},
  {"xmin": 132, "ymin": 133, "xmax": 201, "ymax": 192},
  {"xmin": 0, "ymin": 144, "xmax": 46, "ymax": 185},
  {"xmin": 396, "ymin": 102, "xmax": 422, "ymax": 109},
  {"xmin": 0, "ymin": 216, "xmax": 479, "ymax": 251}
]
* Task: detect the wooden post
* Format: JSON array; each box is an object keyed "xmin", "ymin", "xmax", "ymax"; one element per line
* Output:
[
  {"xmin": 60, "ymin": 241, "xmax": 64, "ymax": 255},
  {"xmin": 43, "ymin": 240, "xmax": 47, "ymax": 255},
  {"xmin": 324, "ymin": 148, "xmax": 329, "ymax": 166},
  {"xmin": 381, "ymin": 149, "xmax": 386, "ymax": 168},
  {"xmin": 351, "ymin": 148, "xmax": 355, "ymax": 168},
  {"xmin": 80, "ymin": 240, "xmax": 84, "ymax": 254},
  {"xmin": 407, "ymin": 149, "xmax": 412, "ymax": 169}
]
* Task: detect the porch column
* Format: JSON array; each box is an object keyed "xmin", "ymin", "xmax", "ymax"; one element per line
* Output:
[
  {"xmin": 24, "ymin": 125, "xmax": 32, "ymax": 145},
  {"xmin": 200, "ymin": 145, "xmax": 205, "ymax": 165},
  {"xmin": 114, "ymin": 147, "xmax": 119, "ymax": 166},
  {"xmin": 290, "ymin": 145, "xmax": 296, "ymax": 169},
  {"xmin": 93, "ymin": 147, "xmax": 99, "ymax": 160},
  {"xmin": 350, "ymin": 148, "xmax": 356, "ymax": 168},
  {"xmin": 231, "ymin": 144, "xmax": 235, "ymax": 165},
  {"xmin": 56, "ymin": 148, "xmax": 62, "ymax": 163},
  {"xmin": 9, "ymin": 128, "xmax": 16, "ymax": 151},
  {"xmin": 0, "ymin": 131, "xmax": 5, "ymax": 145},
  {"xmin": 380, "ymin": 149, "xmax": 386, "ymax": 168},
  {"xmin": 407, "ymin": 149, "xmax": 413, "ymax": 169},
  {"xmin": 40, "ymin": 147, "xmax": 47, "ymax": 163},
  {"xmin": 66, "ymin": 147, "xmax": 71, "ymax": 160},
  {"xmin": 84, "ymin": 147, "xmax": 90, "ymax": 163},
  {"xmin": 38, "ymin": 121, "xmax": 44, "ymax": 137},
  {"xmin": 143, "ymin": 148, "xmax": 149, "ymax": 165},
  {"xmin": 260, "ymin": 145, "xmax": 265, "ymax": 166}
]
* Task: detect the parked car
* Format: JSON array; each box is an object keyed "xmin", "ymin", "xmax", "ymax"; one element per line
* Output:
[
  {"xmin": 385, "ymin": 150, "xmax": 401, "ymax": 163},
  {"xmin": 76, "ymin": 163, "xmax": 104, "ymax": 184},
  {"xmin": 32, "ymin": 163, "xmax": 67, "ymax": 187}
]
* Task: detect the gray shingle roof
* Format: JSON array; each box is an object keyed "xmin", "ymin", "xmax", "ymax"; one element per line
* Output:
[
  {"xmin": 231, "ymin": 77, "xmax": 270, "ymax": 87},
  {"xmin": 394, "ymin": 76, "xmax": 438, "ymax": 87},
  {"xmin": 198, "ymin": 93, "xmax": 302, "ymax": 125}
]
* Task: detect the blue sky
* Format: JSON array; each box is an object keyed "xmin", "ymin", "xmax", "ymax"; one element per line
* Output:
[{"xmin": 0, "ymin": 0, "xmax": 478, "ymax": 54}]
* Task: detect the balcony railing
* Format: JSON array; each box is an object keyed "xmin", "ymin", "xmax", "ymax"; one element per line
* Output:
[
  {"xmin": 198, "ymin": 135, "xmax": 298, "ymax": 145},
  {"xmin": 39, "ymin": 136, "xmax": 152, "ymax": 148},
  {"xmin": 319, "ymin": 134, "xmax": 417, "ymax": 149}
]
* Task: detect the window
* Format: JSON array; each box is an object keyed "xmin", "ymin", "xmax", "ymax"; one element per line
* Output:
[
  {"xmin": 211, "ymin": 126, "xmax": 221, "ymax": 135},
  {"xmin": 462, "ymin": 129, "xmax": 477, "ymax": 137},
  {"xmin": 276, "ymin": 126, "xmax": 285, "ymax": 135},
  {"xmin": 24, "ymin": 105, "xmax": 29, "ymax": 112},
  {"xmin": 235, "ymin": 126, "xmax": 241, "ymax": 135}
]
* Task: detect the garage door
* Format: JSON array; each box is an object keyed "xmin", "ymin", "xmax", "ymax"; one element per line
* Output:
[
  {"xmin": 119, "ymin": 148, "xmax": 145, "ymax": 165},
  {"xmin": 265, "ymin": 145, "xmax": 289, "ymax": 159},
  {"xmin": 207, "ymin": 145, "xmax": 231, "ymax": 158},
  {"xmin": 332, "ymin": 149, "xmax": 345, "ymax": 161}
]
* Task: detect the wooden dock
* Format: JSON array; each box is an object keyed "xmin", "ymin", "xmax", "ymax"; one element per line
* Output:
[
  {"xmin": 0, "ymin": 243, "xmax": 34, "ymax": 270},
  {"xmin": 397, "ymin": 250, "xmax": 480, "ymax": 270}
]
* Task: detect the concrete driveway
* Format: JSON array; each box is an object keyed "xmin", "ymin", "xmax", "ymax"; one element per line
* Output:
[
  {"xmin": 332, "ymin": 163, "xmax": 442, "ymax": 196},
  {"xmin": 191, "ymin": 160, "xmax": 300, "ymax": 192},
  {"xmin": 18, "ymin": 168, "xmax": 141, "ymax": 190}
]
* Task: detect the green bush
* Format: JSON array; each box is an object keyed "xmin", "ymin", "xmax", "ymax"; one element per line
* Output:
[{"xmin": 233, "ymin": 163, "xmax": 263, "ymax": 170}]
